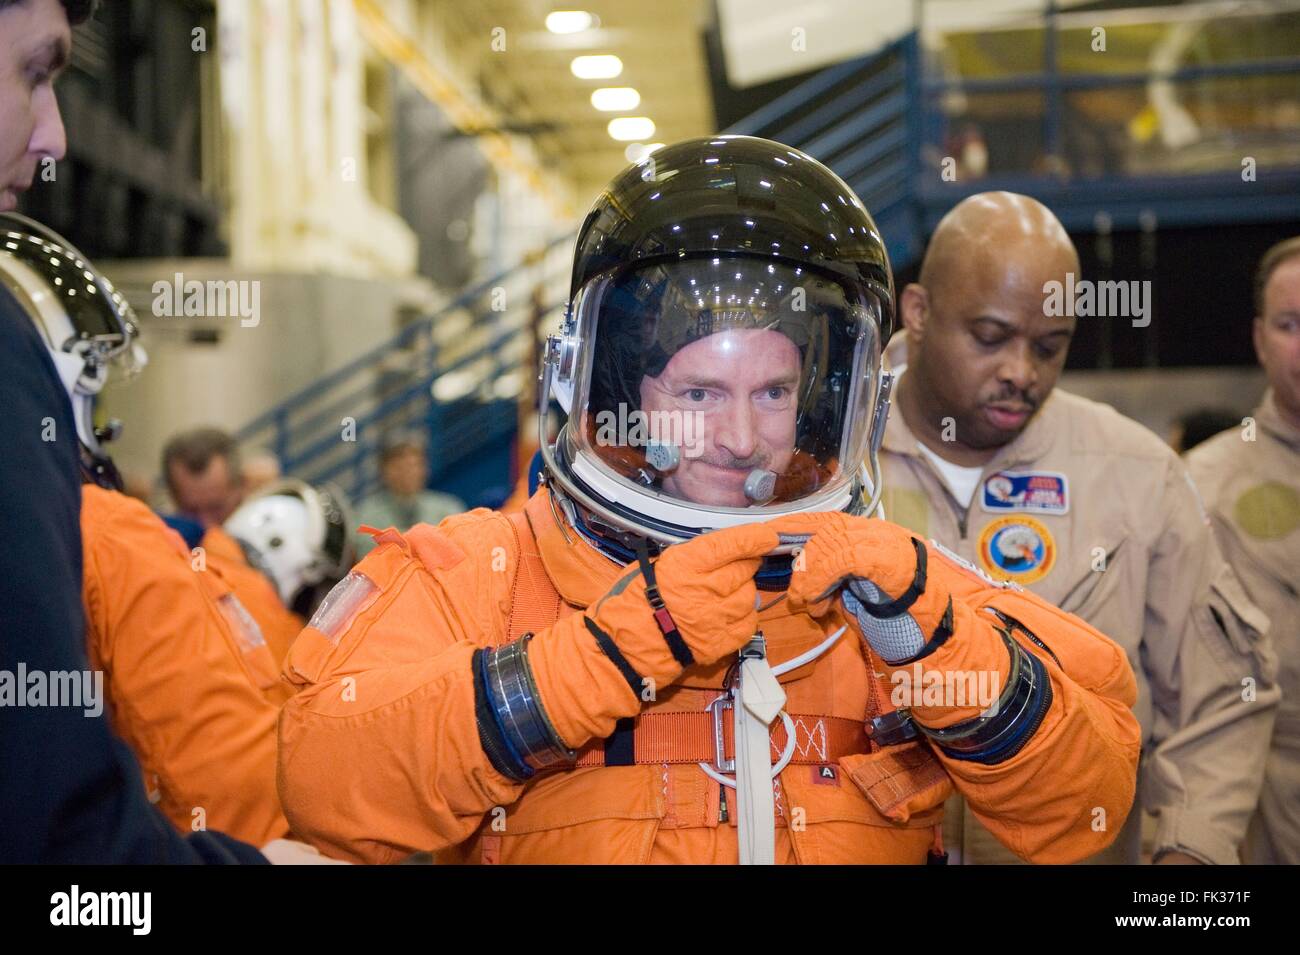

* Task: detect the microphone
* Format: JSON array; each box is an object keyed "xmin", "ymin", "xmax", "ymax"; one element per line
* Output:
[
  {"xmin": 744, "ymin": 468, "xmax": 778, "ymax": 504},
  {"xmin": 644, "ymin": 441, "xmax": 680, "ymax": 473}
]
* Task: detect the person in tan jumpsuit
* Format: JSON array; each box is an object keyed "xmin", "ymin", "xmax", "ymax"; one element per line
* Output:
[
  {"xmin": 1186, "ymin": 236, "xmax": 1300, "ymax": 864},
  {"xmin": 879, "ymin": 192, "xmax": 1278, "ymax": 865},
  {"xmin": 276, "ymin": 137, "xmax": 1141, "ymax": 865}
]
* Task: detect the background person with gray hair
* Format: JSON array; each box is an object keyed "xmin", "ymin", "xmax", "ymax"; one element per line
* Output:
[
  {"xmin": 354, "ymin": 434, "xmax": 465, "ymax": 558},
  {"xmin": 161, "ymin": 427, "xmax": 246, "ymax": 530}
]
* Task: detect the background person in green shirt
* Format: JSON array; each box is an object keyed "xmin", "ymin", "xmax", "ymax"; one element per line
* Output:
[{"xmin": 355, "ymin": 434, "xmax": 465, "ymax": 558}]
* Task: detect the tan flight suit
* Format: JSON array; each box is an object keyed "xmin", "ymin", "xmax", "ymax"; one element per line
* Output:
[
  {"xmin": 879, "ymin": 379, "xmax": 1278, "ymax": 864},
  {"xmin": 1186, "ymin": 389, "xmax": 1300, "ymax": 864}
]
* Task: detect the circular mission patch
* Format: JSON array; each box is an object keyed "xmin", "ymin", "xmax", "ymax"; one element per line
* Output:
[{"xmin": 977, "ymin": 515, "xmax": 1057, "ymax": 585}]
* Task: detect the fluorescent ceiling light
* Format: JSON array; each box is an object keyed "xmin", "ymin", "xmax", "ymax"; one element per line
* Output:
[
  {"xmin": 608, "ymin": 117, "xmax": 655, "ymax": 141},
  {"xmin": 591, "ymin": 87, "xmax": 641, "ymax": 111},
  {"xmin": 546, "ymin": 11, "xmax": 593, "ymax": 34},
  {"xmin": 571, "ymin": 54, "xmax": 623, "ymax": 79}
]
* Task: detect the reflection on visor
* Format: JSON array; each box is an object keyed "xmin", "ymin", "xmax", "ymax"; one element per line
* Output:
[
  {"xmin": 572, "ymin": 256, "xmax": 880, "ymax": 512},
  {"xmin": 0, "ymin": 221, "xmax": 138, "ymax": 359},
  {"xmin": 103, "ymin": 340, "xmax": 148, "ymax": 389}
]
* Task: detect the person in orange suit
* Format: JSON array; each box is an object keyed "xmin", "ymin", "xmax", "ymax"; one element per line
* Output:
[
  {"xmin": 157, "ymin": 429, "xmax": 306, "ymax": 668},
  {"xmin": 81, "ymin": 485, "xmax": 291, "ymax": 837},
  {"xmin": 223, "ymin": 479, "xmax": 356, "ymax": 666},
  {"xmin": 277, "ymin": 137, "xmax": 1141, "ymax": 865},
  {"xmin": 201, "ymin": 533, "xmax": 304, "ymax": 674},
  {"xmin": 0, "ymin": 213, "xmax": 289, "ymax": 846}
]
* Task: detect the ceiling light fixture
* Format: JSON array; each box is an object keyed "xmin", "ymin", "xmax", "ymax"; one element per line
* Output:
[
  {"xmin": 591, "ymin": 87, "xmax": 640, "ymax": 111},
  {"xmin": 608, "ymin": 117, "xmax": 655, "ymax": 141},
  {"xmin": 571, "ymin": 54, "xmax": 623, "ymax": 79},
  {"xmin": 546, "ymin": 11, "xmax": 593, "ymax": 34}
]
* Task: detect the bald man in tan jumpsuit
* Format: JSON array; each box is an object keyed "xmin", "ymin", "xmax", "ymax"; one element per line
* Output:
[
  {"xmin": 1186, "ymin": 237, "xmax": 1300, "ymax": 864},
  {"xmin": 879, "ymin": 192, "xmax": 1278, "ymax": 864}
]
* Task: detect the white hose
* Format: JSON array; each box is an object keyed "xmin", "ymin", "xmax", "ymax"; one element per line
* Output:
[{"xmin": 771, "ymin": 624, "xmax": 848, "ymax": 676}]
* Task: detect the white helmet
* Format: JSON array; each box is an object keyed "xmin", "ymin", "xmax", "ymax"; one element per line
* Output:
[
  {"xmin": 225, "ymin": 479, "xmax": 354, "ymax": 609},
  {"xmin": 0, "ymin": 213, "xmax": 145, "ymax": 489}
]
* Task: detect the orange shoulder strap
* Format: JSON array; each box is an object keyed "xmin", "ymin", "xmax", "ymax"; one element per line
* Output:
[{"xmin": 505, "ymin": 509, "xmax": 564, "ymax": 642}]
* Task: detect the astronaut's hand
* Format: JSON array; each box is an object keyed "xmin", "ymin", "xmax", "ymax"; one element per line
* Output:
[
  {"xmin": 769, "ymin": 512, "xmax": 955, "ymax": 661},
  {"xmin": 586, "ymin": 522, "xmax": 778, "ymax": 674},
  {"xmin": 521, "ymin": 523, "xmax": 778, "ymax": 758}
]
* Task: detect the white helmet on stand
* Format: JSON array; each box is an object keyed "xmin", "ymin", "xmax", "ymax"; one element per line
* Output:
[
  {"xmin": 225, "ymin": 479, "xmax": 354, "ymax": 611},
  {"xmin": 0, "ymin": 213, "xmax": 145, "ymax": 489}
]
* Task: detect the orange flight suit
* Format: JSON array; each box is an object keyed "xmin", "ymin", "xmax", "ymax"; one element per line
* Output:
[
  {"xmin": 278, "ymin": 489, "xmax": 1140, "ymax": 864},
  {"xmin": 199, "ymin": 523, "xmax": 246, "ymax": 565},
  {"xmin": 80, "ymin": 485, "xmax": 290, "ymax": 844},
  {"xmin": 202, "ymin": 525, "xmax": 305, "ymax": 672}
]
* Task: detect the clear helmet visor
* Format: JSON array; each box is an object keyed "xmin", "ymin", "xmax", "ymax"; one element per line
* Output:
[
  {"xmin": 564, "ymin": 255, "xmax": 882, "ymax": 522},
  {"xmin": 0, "ymin": 215, "xmax": 144, "ymax": 383}
]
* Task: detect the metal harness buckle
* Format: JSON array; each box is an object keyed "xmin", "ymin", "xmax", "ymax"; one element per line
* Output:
[
  {"xmin": 706, "ymin": 692, "xmax": 736, "ymax": 774},
  {"xmin": 702, "ymin": 689, "xmax": 800, "ymax": 786}
]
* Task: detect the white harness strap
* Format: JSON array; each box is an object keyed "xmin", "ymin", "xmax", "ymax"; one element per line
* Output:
[
  {"xmin": 735, "ymin": 637, "xmax": 785, "ymax": 865},
  {"xmin": 698, "ymin": 624, "xmax": 849, "ymax": 865}
]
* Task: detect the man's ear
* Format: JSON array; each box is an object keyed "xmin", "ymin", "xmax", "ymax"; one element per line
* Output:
[
  {"xmin": 1252, "ymin": 315, "xmax": 1266, "ymax": 367},
  {"xmin": 899, "ymin": 283, "xmax": 929, "ymax": 342}
]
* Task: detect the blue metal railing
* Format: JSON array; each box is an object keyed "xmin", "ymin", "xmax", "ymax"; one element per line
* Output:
[
  {"xmin": 913, "ymin": 0, "xmax": 1300, "ymax": 231},
  {"xmin": 237, "ymin": 234, "xmax": 569, "ymax": 440},
  {"xmin": 233, "ymin": 232, "xmax": 571, "ymax": 503},
  {"xmin": 326, "ymin": 306, "xmax": 561, "ymax": 502}
]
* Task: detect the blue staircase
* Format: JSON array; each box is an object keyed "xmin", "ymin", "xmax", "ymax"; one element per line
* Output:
[
  {"xmin": 725, "ymin": 17, "xmax": 1300, "ymax": 272},
  {"xmin": 233, "ymin": 234, "xmax": 570, "ymax": 508}
]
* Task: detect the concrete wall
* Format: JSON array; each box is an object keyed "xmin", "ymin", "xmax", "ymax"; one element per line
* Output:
[
  {"xmin": 216, "ymin": 0, "xmax": 418, "ymax": 276},
  {"xmin": 98, "ymin": 261, "xmax": 438, "ymax": 486},
  {"xmin": 1059, "ymin": 366, "xmax": 1267, "ymax": 445}
]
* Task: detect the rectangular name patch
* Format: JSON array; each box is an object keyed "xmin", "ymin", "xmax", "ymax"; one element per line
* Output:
[{"xmin": 981, "ymin": 470, "xmax": 1069, "ymax": 515}]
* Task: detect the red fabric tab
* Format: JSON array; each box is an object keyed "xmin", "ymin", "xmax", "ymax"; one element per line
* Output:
[{"xmin": 359, "ymin": 524, "xmax": 409, "ymax": 550}]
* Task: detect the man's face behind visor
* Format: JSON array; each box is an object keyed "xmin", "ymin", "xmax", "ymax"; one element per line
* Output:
[
  {"xmin": 577, "ymin": 254, "xmax": 883, "ymax": 518},
  {"xmin": 639, "ymin": 328, "xmax": 800, "ymax": 507}
]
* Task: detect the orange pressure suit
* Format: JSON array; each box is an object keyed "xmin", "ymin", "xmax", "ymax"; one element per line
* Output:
[
  {"xmin": 278, "ymin": 489, "xmax": 1140, "ymax": 864},
  {"xmin": 80, "ymin": 484, "xmax": 290, "ymax": 844},
  {"xmin": 201, "ymin": 523, "xmax": 304, "ymax": 670}
]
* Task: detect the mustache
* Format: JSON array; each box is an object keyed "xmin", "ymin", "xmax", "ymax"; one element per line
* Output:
[
  {"xmin": 693, "ymin": 450, "xmax": 771, "ymax": 471},
  {"xmin": 984, "ymin": 386, "xmax": 1041, "ymax": 410}
]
